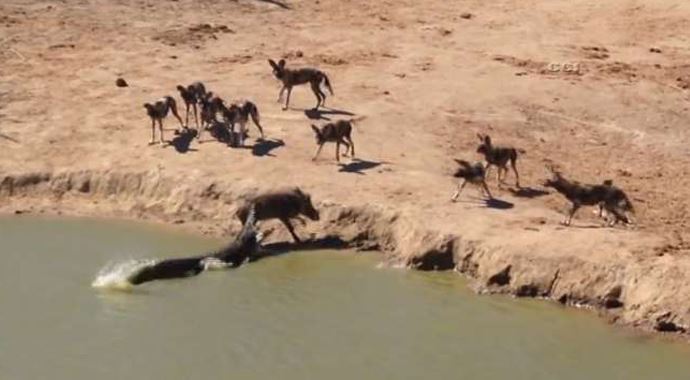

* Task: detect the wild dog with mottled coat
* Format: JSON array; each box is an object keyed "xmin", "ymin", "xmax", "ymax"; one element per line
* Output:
[
  {"xmin": 476, "ymin": 133, "xmax": 523, "ymax": 188},
  {"xmin": 176, "ymin": 81, "xmax": 207, "ymax": 129},
  {"xmin": 236, "ymin": 187, "xmax": 320, "ymax": 243},
  {"xmin": 543, "ymin": 167, "xmax": 634, "ymax": 226},
  {"xmin": 268, "ymin": 58, "xmax": 334, "ymax": 110},
  {"xmin": 220, "ymin": 100, "xmax": 265, "ymax": 146},
  {"xmin": 451, "ymin": 159, "xmax": 493, "ymax": 201},
  {"xmin": 143, "ymin": 96, "xmax": 185, "ymax": 144},
  {"xmin": 310, "ymin": 119, "xmax": 354, "ymax": 162}
]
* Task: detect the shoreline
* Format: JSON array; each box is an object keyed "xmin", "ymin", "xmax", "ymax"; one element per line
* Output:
[{"xmin": 2, "ymin": 168, "xmax": 689, "ymax": 342}]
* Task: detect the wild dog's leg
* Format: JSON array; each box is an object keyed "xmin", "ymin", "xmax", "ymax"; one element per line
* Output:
[
  {"xmin": 345, "ymin": 134, "xmax": 355, "ymax": 157},
  {"xmin": 192, "ymin": 103, "xmax": 199, "ymax": 129},
  {"xmin": 238, "ymin": 120, "xmax": 247, "ymax": 147},
  {"xmin": 564, "ymin": 203, "xmax": 580, "ymax": 226},
  {"xmin": 149, "ymin": 118, "xmax": 156, "ymax": 145},
  {"xmin": 277, "ymin": 85, "xmax": 286, "ymax": 103},
  {"xmin": 158, "ymin": 119, "xmax": 165, "ymax": 144},
  {"xmin": 312, "ymin": 143, "xmax": 324, "ymax": 161},
  {"xmin": 511, "ymin": 158, "xmax": 520, "ymax": 188},
  {"xmin": 249, "ymin": 104, "xmax": 265, "ymax": 139},
  {"xmin": 283, "ymin": 87, "xmax": 293, "ymax": 110},
  {"xmin": 168, "ymin": 99, "xmax": 185, "ymax": 129},
  {"xmin": 481, "ymin": 180, "xmax": 494, "ymax": 200},
  {"xmin": 335, "ymin": 140, "xmax": 341, "ymax": 162},
  {"xmin": 340, "ymin": 139, "xmax": 350, "ymax": 157},
  {"xmin": 184, "ymin": 103, "xmax": 190, "ymax": 127},
  {"xmin": 280, "ymin": 217, "xmax": 301, "ymax": 243},
  {"xmin": 451, "ymin": 180, "xmax": 467, "ymax": 202},
  {"xmin": 310, "ymin": 81, "xmax": 323, "ymax": 109}
]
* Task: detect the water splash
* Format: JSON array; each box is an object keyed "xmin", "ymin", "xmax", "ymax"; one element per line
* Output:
[{"xmin": 91, "ymin": 259, "xmax": 157, "ymax": 291}]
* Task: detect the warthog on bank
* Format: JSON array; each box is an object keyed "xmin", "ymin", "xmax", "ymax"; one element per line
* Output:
[{"xmin": 236, "ymin": 187, "xmax": 320, "ymax": 243}]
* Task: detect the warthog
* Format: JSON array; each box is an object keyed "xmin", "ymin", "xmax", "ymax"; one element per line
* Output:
[{"xmin": 236, "ymin": 187, "xmax": 320, "ymax": 243}]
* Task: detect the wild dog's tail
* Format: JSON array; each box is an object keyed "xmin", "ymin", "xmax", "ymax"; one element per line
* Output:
[
  {"xmin": 244, "ymin": 101, "xmax": 265, "ymax": 138},
  {"xmin": 165, "ymin": 96, "xmax": 183, "ymax": 123},
  {"xmin": 322, "ymin": 73, "xmax": 334, "ymax": 95},
  {"xmin": 245, "ymin": 101, "xmax": 260, "ymax": 124}
]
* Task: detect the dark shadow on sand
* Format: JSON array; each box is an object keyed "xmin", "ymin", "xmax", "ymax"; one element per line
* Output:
[
  {"xmin": 509, "ymin": 186, "xmax": 550, "ymax": 198},
  {"xmin": 167, "ymin": 128, "xmax": 198, "ymax": 153},
  {"xmin": 304, "ymin": 107, "xmax": 355, "ymax": 121},
  {"xmin": 252, "ymin": 138, "xmax": 285, "ymax": 157},
  {"xmin": 453, "ymin": 196, "xmax": 514, "ymax": 210},
  {"xmin": 338, "ymin": 159, "xmax": 382, "ymax": 175},
  {"xmin": 485, "ymin": 197, "xmax": 514, "ymax": 209}
]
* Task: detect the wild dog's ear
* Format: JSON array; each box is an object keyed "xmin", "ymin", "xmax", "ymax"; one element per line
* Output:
[
  {"xmin": 310, "ymin": 124, "xmax": 321, "ymax": 136},
  {"xmin": 143, "ymin": 103, "xmax": 150, "ymax": 108},
  {"xmin": 268, "ymin": 59, "xmax": 279, "ymax": 70},
  {"xmin": 484, "ymin": 135, "xmax": 492, "ymax": 145},
  {"xmin": 278, "ymin": 59, "xmax": 286, "ymax": 68},
  {"xmin": 176, "ymin": 85, "xmax": 185, "ymax": 92},
  {"xmin": 476, "ymin": 133, "xmax": 484, "ymax": 142}
]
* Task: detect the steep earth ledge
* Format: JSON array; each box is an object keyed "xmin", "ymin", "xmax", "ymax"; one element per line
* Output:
[{"xmin": 1, "ymin": 169, "xmax": 688, "ymax": 340}]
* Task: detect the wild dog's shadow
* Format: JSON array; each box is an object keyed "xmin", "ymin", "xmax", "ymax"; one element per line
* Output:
[
  {"xmin": 454, "ymin": 196, "xmax": 514, "ymax": 210},
  {"xmin": 509, "ymin": 186, "xmax": 550, "ymax": 198},
  {"xmin": 338, "ymin": 158, "xmax": 383, "ymax": 175},
  {"xmin": 252, "ymin": 138, "xmax": 285, "ymax": 157},
  {"xmin": 167, "ymin": 128, "xmax": 198, "ymax": 153},
  {"xmin": 304, "ymin": 107, "xmax": 355, "ymax": 121},
  {"xmin": 251, "ymin": 236, "xmax": 348, "ymax": 262}
]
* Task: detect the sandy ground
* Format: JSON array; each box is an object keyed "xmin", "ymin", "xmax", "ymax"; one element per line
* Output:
[{"xmin": 2, "ymin": 0, "xmax": 690, "ymax": 335}]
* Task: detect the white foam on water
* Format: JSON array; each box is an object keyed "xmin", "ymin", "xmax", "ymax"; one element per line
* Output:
[{"xmin": 91, "ymin": 259, "xmax": 157, "ymax": 291}]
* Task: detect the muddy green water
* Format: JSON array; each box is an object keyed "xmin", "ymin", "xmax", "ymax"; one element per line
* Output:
[{"xmin": 1, "ymin": 216, "xmax": 689, "ymax": 379}]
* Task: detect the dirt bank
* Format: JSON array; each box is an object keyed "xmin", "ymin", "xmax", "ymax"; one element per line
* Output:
[
  {"xmin": 1, "ymin": 169, "xmax": 689, "ymax": 338},
  {"xmin": 1, "ymin": 0, "xmax": 690, "ymax": 339}
]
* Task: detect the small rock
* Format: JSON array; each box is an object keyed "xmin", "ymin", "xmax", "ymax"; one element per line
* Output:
[
  {"xmin": 649, "ymin": 47, "xmax": 662, "ymax": 53},
  {"xmin": 170, "ymin": 55, "xmax": 177, "ymax": 59},
  {"xmin": 460, "ymin": 12, "xmax": 473, "ymax": 19},
  {"xmin": 383, "ymin": 90, "xmax": 390, "ymax": 95},
  {"xmin": 115, "ymin": 78, "xmax": 128, "ymax": 87}
]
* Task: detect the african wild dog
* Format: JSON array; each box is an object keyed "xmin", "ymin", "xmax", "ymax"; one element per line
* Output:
[
  {"xmin": 268, "ymin": 58, "xmax": 334, "ymax": 110},
  {"xmin": 451, "ymin": 159, "xmax": 493, "ymax": 201},
  {"xmin": 543, "ymin": 167, "xmax": 634, "ymax": 227},
  {"xmin": 143, "ymin": 96, "xmax": 185, "ymax": 144},
  {"xmin": 476, "ymin": 133, "xmax": 523, "ymax": 188},
  {"xmin": 176, "ymin": 81, "xmax": 207, "ymax": 129},
  {"xmin": 310, "ymin": 119, "xmax": 354, "ymax": 162},
  {"xmin": 235, "ymin": 187, "xmax": 320, "ymax": 243},
  {"xmin": 220, "ymin": 100, "xmax": 265, "ymax": 147}
]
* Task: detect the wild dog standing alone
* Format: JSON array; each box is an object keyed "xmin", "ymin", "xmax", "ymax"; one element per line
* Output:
[
  {"xmin": 476, "ymin": 133, "xmax": 523, "ymax": 188},
  {"xmin": 268, "ymin": 58, "xmax": 334, "ymax": 110},
  {"xmin": 143, "ymin": 96, "xmax": 185, "ymax": 144},
  {"xmin": 236, "ymin": 187, "xmax": 320, "ymax": 243},
  {"xmin": 310, "ymin": 119, "xmax": 354, "ymax": 162},
  {"xmin": 220, "ymin": 100, "xmax": 265, "ymax": 146},
  {"xmin": 176, "ymin": 81, "xmax": 207, "ymax": 129},
  {"xmin": 451, "ymin": 159, "xmax": 493, "ymax": 201},
  {"xmin": 543, "ymin": 166, "xmax": 634, "ymax": 226}
]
